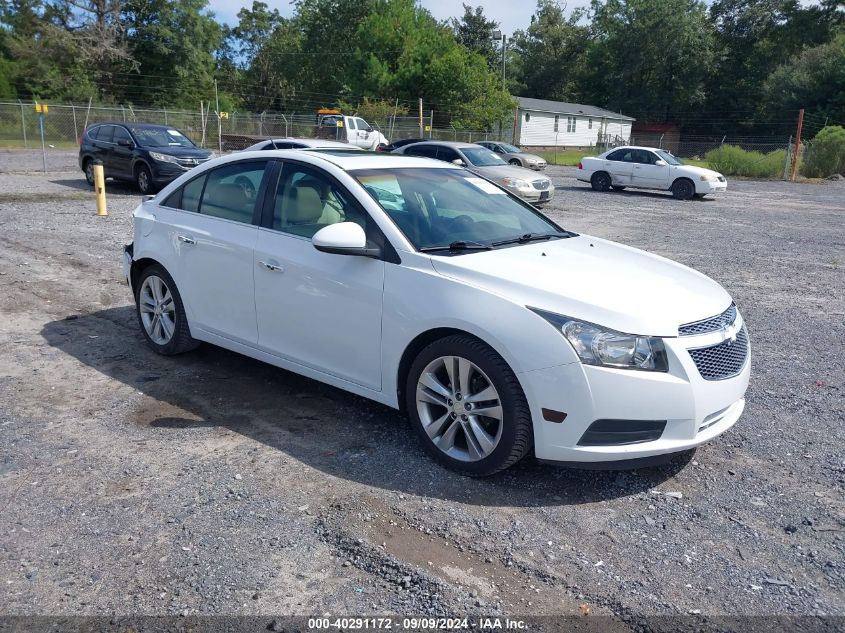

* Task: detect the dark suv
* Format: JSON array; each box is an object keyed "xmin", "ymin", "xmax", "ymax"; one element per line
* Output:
[{"xmin": 79, "ymin": 122, "xmax": 213, "ymax": 194}]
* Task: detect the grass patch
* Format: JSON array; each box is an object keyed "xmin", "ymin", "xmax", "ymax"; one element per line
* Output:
[
  {"xmin": 704, "ymin": 145, "xmax": 787, "ymax": 178},
  {"xmin": 536, "ymin": 150, "xmax": 596, "ymax": 166}
]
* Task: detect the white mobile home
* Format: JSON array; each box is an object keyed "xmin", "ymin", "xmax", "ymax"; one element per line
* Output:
[{"xmin": 514, "ymin": 97, "xmax": 634, "ymax": 148}]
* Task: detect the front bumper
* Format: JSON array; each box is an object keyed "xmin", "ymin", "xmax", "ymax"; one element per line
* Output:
[
  {"xmin": 696, "ymin": 179, "xmax": 728, "ymax": 194},
  {"xmin": 519, "ymin": 316, "xmax": 750, "ymax": 463},
  {"xmin": 122, "ymin": 244, "xmax": 133, "ymax": 286},
  {"xmin": 511, "ymin": 186, "xmax": 555, "ymax": 204}
]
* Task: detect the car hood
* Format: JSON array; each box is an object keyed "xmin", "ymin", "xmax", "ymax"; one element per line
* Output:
[
  {"xmin": 676, "ymin": 164, "xmax": 723, "ymax": 179},
  {"xmin": 140, "ymin": 146, "xmax": 212, "ymax": 158},
  {"xmin": 429, "ymin": 235, "xmax": 732, "ymax": 337},
  {"xmin": 469, "ymin": 164, "xmax": 545, "ymax": 181},
  {"xmin": 515, "ymin": 152, "xmax": 546, "ymax": 163}
]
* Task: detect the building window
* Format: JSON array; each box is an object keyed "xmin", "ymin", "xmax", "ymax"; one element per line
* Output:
[
  {"xmin": 588, "ymin": 118, "xmax": 593, "ymax": 130},
  {"xmin": 525, "ymin": 112, "xmax": 530, "ymax": 122},
  {"xmin": 554, "ymin": 115, "xmax": 559, "ymax": 132},
  {"xmin": 567, "ymin": 116, "xmax": 576, "ymax": 133}
]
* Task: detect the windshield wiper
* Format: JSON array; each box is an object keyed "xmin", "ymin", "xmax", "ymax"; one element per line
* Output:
[
  {"xmin": 491, "ymin": 232, "xmax": 573, "ymax": 247},
  {"xmin": 419, "ymin": 240, "xmax": 492, "ymax": 253}
]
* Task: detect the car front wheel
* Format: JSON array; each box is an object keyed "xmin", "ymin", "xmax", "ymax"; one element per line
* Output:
[
  {"xmin": 135, "ymin": 164, "xmax": 154, "ymax": 195},
  {"xmin": 135, "ymin": 264, "xmax": 199, "ymax": 355},
  {"xmin": 509, "ymin": 158, "xmax": 521, "ymax": 166},
  {"xmin": 84, "ymin": 159, "xmax": 95, "ymax": 186},
  {"xmin": 671, "ymin": 178, "xmax": 695, "ymax": 200},
  {"xmin": 406, "ymin": 335, "xmax": 532, "ymax": 476}
]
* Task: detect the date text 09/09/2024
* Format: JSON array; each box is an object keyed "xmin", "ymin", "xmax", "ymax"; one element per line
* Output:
[{"xmin": 307, "ymin": 617, "xmax": 528, "ymax": 630}]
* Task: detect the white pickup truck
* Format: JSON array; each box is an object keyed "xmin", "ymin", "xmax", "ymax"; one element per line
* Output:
[
  {"xmin": 578, "ymin": 146, "xmax": 727, "ymax": 200},
  {"xmin": 315, "ymin": 110, "xmax": 389, "ymax": 151}
]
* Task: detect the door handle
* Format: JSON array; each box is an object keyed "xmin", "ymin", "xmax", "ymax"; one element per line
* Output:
[
  {"xmin": 259, "ymin": 260, "xmax": 284, "ymax": 272},
  {"xmin": 177, "ymin": 235, "xmax": 196, "ymax": 245}
]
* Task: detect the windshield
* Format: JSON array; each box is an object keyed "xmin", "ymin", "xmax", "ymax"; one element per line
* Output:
[
  {"xmin": 460, "ymin": 147, "xmax": 507, "ymax": 167},
  {"xmin": 499, "ymin": 143, "xmax": 521, "ymax": 153},
  {"xmin": 353, "ymin": 168, "xmax": 566, "ymax": 252},
  {"xmin": 129, "ymin": 127, "xmax": 196, "ymax": 148},
  {"xmin": 655, "ymin": 149, "xmax": 684, "ymax": 166}
]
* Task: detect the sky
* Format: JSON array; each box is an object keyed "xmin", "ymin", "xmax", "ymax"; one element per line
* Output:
[{"xmin": 205, "ymin": 0, "xmax": 591, "ymax": 35}]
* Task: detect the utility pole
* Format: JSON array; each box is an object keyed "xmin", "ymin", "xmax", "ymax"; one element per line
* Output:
[
  {"xmin": 418, "ymin": 98, "xmax": 423, "ymax": 138},
  {"xmin": 789, "ymin": 108, "xmax": 804, "ymax": 182},
  {"xmin": 215, "ymin": 80, "xmax": 222, "ymax": 152},
  {"xmin": 502, "ymin": 34, "xmax": 507, "ymax": 92}
]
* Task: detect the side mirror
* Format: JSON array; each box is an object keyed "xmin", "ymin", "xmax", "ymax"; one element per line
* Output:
[
  {"xmin": 118, "ymin": 139, "xmax": 134, "ymax": 148},
  {"xmin": 312, "ymin": 222, "xmax": 380, "ymax": 258},
  {"xmin": 451, "ymin": 158, "xmax": 466, "ymax": 166},
  {"xmin": 654, "ymin": 159, "xmax": 667, "ymax": 166}
]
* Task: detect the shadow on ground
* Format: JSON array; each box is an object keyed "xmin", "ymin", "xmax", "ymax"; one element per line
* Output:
[
  {"xmin": 42, "ymin": 307, "xmax": 691, "ymax": 507},
  {"xmin": 50, "ymin": 177, "xmax": 140, "ymax": 196},
  {"xmin": 554, "ymin": 184, "xmax": 715, "ymax": 202}
]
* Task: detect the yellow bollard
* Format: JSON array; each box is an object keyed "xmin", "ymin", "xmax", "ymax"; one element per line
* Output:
[{"xmin": 93, "ymin": 162, "xmax": 108, "ymax": 216}]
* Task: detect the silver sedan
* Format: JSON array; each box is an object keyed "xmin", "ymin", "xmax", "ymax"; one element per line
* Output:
[{"xmin": 478, "ymin": 141, "xmax": 547, "ymax": 170}]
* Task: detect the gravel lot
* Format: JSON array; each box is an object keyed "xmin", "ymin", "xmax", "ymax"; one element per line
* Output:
[{"xmin": 1, "ymin": 151, "xmax": 843, "ymax": 628}]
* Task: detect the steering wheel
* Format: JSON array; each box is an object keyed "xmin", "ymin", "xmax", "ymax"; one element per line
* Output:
[{"xmin": 234, "ymin": 175, "xmax": 256, "ymax": 201}]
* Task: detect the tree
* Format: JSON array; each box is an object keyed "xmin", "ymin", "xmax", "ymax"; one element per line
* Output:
[
  {"xmin": 508, "ymin": 0, "xmax": 591, "ymax": 101},
  {"xmin": 583, "ymin": 0, "xmax": 715, "ymax": 120},
  {"xmin": 763, "ymin": 32, "xmax": 845, "ymax": 125},
  {"xmin": 452, "ymin": 4, "xmax": 500, "ymax": 71},
  {"xmin": 120, "ymin": 0, "xmax": 222, "ymax": 107},
  {"xmin": 800, "ymin": 125, "xmax": 845, "ymax": 178}
]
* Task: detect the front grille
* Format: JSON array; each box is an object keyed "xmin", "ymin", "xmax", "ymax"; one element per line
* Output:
[
  {"xmin": 688, "ymin": 326, "xmax": 748, "ymax": 380},
  {"xmin": 679, "ymin": 304, "xmax": 737, "ymax": 336},
  {"xmin": 176, "ymin": 157, "xmax": 209, "ymax": 168},
  {"xmin": 532, "ymin": 179, "xmax": 550, "ymax": 190}
]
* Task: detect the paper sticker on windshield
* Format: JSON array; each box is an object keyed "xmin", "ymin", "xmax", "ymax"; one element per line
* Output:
[
  {"xmin": 465, "ymin": 177, "xmax": 505, "ymax": 194},
  {"xmin": 167, "ymin": 129, "xmax": 184, "ymax": 137}
]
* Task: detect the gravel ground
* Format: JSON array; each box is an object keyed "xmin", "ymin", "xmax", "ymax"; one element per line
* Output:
[{"xmin": 0, "ymin": 156, "xmax": 843, "ymax": 628}]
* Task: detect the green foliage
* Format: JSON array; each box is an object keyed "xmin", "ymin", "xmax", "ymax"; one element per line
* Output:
[
  {"xmin": 763, "ymin": 32, "xmax": 845, "ymax": 125},
  {"xmin": 336, "ymin": 97, "xmax": 409, "ymax": 121},
  {"xmin": 452, "ymin": 4, "xmax": 500, "ymax": 71},
  {"xmin": 704, "ymin": 144, "xmax": 786, "ymax": 177},
  {"xmin": 800, "ymin": 126, "xmax": 845, "ymax": 178}
]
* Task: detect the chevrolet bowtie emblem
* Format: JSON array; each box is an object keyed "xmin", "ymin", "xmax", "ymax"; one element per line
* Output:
[{"xmin": 721, "ymin": 323, "xmax": 738, "ymax": 344}]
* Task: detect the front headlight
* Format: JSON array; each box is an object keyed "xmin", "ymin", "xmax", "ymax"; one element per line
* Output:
[
  {"xmin": 700, "ymin": 174, "xmax": 718, "ymax": 182},
  {"xmin": 149, "ymin": 151, "xmax": 179, "ymax": 164},
  {"xmin": 502, "ymin": 177, "xmax": 531, "ymax": 189},
  {"xmin": 529, "ymin": 309, "xmax": 669, "ymax": 372}
]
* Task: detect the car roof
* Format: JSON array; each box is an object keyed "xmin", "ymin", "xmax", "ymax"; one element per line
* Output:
[
  {"xmin": 400, "ymin": 140, "xmax": 486, "ymax": 150},
  {"xmin": 229, "ymin": 149, "xmax": 456, "ymax": 171},
  {"xmin": 606, "ymin": 146, "xmax": 667, "ymax": 152},
  {"xmin": 259, "ymin": 138, "xmax": 357, "ymax": 148},
  {"xmin": 88, "ymin": 121, "xmax": 174, "ymax": 130}
]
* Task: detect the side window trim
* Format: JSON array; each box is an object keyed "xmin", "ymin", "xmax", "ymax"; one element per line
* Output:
[{"xmin": 197, "ymin": 159, "xmax": 270, "ymax": 224}]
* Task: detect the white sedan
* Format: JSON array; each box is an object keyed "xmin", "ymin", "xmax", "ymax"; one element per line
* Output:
[
  {"xmin": 578, "ymin": 146, "xmax": 727, "ymax": 199},
  {"xmin": 122, "ymin": 149, "xmax": 749, "ymax": 475}
]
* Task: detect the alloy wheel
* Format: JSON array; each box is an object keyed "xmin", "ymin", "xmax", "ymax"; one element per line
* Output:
[
  {"xmin": 139, "ymin": 275, "xmax": 176, "ymax": 345},
  {"xmin": 415, "ymin": 355, "xmax": 503, "ymax": 462},
  {"xmin": 137, "ymin": 168, "xmax": 150, "ymax": 194}
]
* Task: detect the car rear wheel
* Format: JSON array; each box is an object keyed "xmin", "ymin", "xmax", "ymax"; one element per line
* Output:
[
  {"xmin": 135, "ymin": 164, "xmax": 154, "ymax": 195},
  {"xmin": 406, "ymin": 335, "xmax": 532, "ymax": 476},
  {"xmin": 135, "ymin": 264, "xmax": 199, "ymax": 355},
  {"xmin": 590, "ymin": 171, "xmax": 612, "ymax": 192},
  {"xmin": 671, "ymin": 178, "xmax": 695, "ymax": 200},
  {"xmin": 509, "ymin": 158, "xmax": 522, "ymax": 166}
]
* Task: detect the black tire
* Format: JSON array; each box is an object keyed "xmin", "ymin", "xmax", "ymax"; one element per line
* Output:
[
  {"xmin": 611, "ymin": 185, "xmax": 626, "ymax": 191},
  {"xmin": 405, "ymin": 334, "xmax": 532, "ymax": 476},
  {"xmin": 83, "ymin": 158, "xmax": 95, "ymax": 186},
  {"xmin": 693, "ymin": 193, "xmax": 705, "ymax": 199},
  {"xmin": 509, "ymin": 158, "xmax": 522, "ymax": 166},
  {"xmin": 590, "ymin": 171, "xmax": 612, "ymax": 192},
  {"xmin": 135, "ymin": 264, "xmax": 199, "ymax": 355},
  {"xmin": 135, "ymin": 163, "xmax": 155, "ymax": 195},
  {"xmin": 671, "ymin": 178, "xmax": 695, "ymax": 200}
]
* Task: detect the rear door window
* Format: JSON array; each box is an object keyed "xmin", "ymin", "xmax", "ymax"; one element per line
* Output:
[
  {"xmin": 112, "ymin": 126, "xmax": 132, "ymax": 145},
  {"xmin": 405, "ymin": 145, "xmax": 438, "ymax": 159},
  {"xmin": 96, "ymin": 125, "xmax": 114, "ymax": 143},
  {"xmin": 199, "ymin": 161, "xmax": 268, "ymax": 223}
]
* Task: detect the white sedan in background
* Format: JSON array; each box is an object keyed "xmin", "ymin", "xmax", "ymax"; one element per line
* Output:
[
  {"xmin": 578, "ymin": 146, "xmax": 727, "ymax": 199},
  {"xmin": 122, "ymin": 150, "xmax": 749, "ymax": 476}
]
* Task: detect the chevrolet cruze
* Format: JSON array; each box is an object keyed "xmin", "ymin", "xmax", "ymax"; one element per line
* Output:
[{"xmin": 122, "ymin": 149, "xmax": 750, "ymax": 475}]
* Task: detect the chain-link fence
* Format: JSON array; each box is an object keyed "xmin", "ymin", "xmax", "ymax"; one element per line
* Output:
[{"xmin": 0, "ymin": 101, "xmax": 506, "ymax": 152}]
